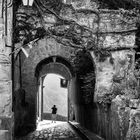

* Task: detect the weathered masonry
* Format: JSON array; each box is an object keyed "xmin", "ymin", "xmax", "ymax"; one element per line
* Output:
[
  {"xmin": 1, "ymin": 0, "xmax": 140, "ymax": 140},
  {"xmin": 0, "ymin": 0, "xmax": 13, "ymax": 139}
]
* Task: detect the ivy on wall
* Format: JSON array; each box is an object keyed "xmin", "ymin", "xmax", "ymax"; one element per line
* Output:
[
  {"xmin": 14, "ymin": 0, "xmax": 140, "ymax": 104},
  {"xmin": 73, "ymin": 50, "xmax": 95, "ymax": 104},
  {"xmin": 14, "ymin": 0, "xmax": 139, "ymax": 53}
]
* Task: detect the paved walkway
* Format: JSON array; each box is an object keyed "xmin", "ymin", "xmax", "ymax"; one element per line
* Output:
[{"xmin": 16, "ymin": 120, "xmax": 83, "ymax": 140}]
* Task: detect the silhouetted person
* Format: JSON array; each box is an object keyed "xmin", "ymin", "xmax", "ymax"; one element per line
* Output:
[{"xmin": 51, "ymin": 105, "xmax": 57, "ymax": 123}]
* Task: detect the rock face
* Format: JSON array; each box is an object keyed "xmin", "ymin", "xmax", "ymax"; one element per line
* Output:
[{"xmin": 14, "ymin": 0, "xmax": 139, "ymax": 140}]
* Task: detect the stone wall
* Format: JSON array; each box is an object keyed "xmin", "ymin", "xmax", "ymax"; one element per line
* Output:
[
  {"xmin": 21, "ymin": 38, "xmax": 75, "ymax": 96},
  {"xmin": 58, "ymin": 5, "xmax": 139, "ymax": 140},
  {"xmin": 14, "ymin": 37, "xmax": 76, "ymax": 131},
  {"xmin": 0, "ymin": 0, "xmax": 13, "ymax": 139},
  {"xmin": 14, "ymin": 0, "xmax": 140, "ymax": 139},
  {"xmin": 89, "ymin": 8, "xmax": 140, "ymax": 140},
  {"xmin": 59, "ymin": 1, "xmax": 139, "ymax": 140}
]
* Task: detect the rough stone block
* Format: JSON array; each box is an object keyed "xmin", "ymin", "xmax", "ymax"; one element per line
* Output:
[
  {"xmin": 0, "ymin": 117, "xmax": 12, "ymax": 130},
  {"xmin": 102, "ymin": 34, "xmax": 135, "ymax": 48},
  {"xmin": 112, "ymin": 95, "xmax": 127, "ymax": 108},
  {"xmin": 0, "ymin": 81, "xmax": 12, "ymax": 95},
  {"xmin": 70, "ymin": 0, "xmax": 99, "ymax": 9},
  {"xmin": 0, "ymin": 112, "xmax": 14, "ymax": 132},
  {"xmin": 111, "ymin": 96, "xmax": 131, "ymax": 139},
  {"xmin": 0, "ymin": 94, "xmax": 12, "ymax": 117},
  {"xmin": 0, "ymin": 53, "xmax": 11, "ymax": 63},
  {"xmin": 95, "ymin": 50, "xmax": 135, "ymax": 102},
  {"xmin": 99, "ymin": 12, "xmax": 136, "ymax": 33},
  {"xmin": 129, "ymin": 99, "xmax": 140, "ymax": 109},
  {"xmin": 0, "ymin": 18, "xmax": 5, "ymax": 52},
  {"xmin": 0, "ymin": 64, "xmax": 11, "ymax": 80},
  {"xmin": 0, "ymin": 31, "xmax": 5, "ymax": 52},
  {"xmin": 6, "ymin": 7, "xmax": 13, "ymax": 47},
  {"xmin": 0, "ymin": 18, "xmax": 4, "ymax": 30},
  {"xmin": 126, "ymin": 109, "xmax": 140, "ymax": 140}
]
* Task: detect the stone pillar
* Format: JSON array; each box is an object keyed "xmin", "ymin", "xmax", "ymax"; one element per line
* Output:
[{"xmin": 0, "ymin": 0, "xmax": 13, "ymax": 139}]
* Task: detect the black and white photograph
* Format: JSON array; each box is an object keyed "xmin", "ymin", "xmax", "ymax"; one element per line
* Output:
[{"xmin": 0, "ymin": 0, "xmax": 140, "ymax": 139}]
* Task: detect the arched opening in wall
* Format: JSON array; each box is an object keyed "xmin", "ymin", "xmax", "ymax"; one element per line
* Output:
[
  {"xmin": 42, "ymin": 73, "xmax": 68, "ymax": 122},
  {"xmin": 35, "ymin": 56, "xmax": 76, "ymax": 129},
  {"xmin": 14, "ymin": 51, "xmax": 96, "ymax": 136},
  {"xmin": 73, "ymin": 50, "xmax": 96, "ymax": 130}
]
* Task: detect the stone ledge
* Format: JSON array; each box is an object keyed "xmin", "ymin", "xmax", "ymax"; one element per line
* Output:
[{"xmin": 69, "ymin": 121, "xmax": 104, "ymax": 140}]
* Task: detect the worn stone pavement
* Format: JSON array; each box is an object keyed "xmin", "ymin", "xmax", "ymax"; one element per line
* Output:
[{"xmin": 15, "ymin": 121, "xmax": 83, "ymax": 140}]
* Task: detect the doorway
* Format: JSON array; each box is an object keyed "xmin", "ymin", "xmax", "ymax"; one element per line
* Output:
[{"xmin": 37, "ymin": 73, "xmax": 68, "ymax": 122}]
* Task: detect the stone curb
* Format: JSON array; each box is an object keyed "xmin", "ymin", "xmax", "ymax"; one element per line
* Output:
[{"xmin": 69, "ymin": 121, "xmax": 104, "ymax": 140}]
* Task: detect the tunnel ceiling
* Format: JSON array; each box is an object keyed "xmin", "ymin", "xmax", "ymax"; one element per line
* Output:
[
  {"xmin": 39, "ymin": 62, "xmax": 72, "ymax": 80},
  {"xmin": 35, "ymin": 56, "xmax": 74, "ymax": 79}
]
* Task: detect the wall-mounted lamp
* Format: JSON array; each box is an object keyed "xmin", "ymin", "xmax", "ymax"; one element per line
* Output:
[{"xmin": 22, "ymin": 0, "xmax": 34, "ymax": 6}]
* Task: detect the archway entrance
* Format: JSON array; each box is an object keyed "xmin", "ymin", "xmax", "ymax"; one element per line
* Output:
[
  {"xmin": 35, "ymin": 56, "xmax": 75, "ymax": 124},
  {"xmin": 38, "ymin": 73, "xmax": 68, "ymax": 122}
]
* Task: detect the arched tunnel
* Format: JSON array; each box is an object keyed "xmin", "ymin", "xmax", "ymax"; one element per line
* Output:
[
  {"xmin": 34, "ymin": 54, "xmax": 96, "ymax": 124},
  {"xmin": 35, "ymin": 56, "xmax": 75, "ymax": 122}
]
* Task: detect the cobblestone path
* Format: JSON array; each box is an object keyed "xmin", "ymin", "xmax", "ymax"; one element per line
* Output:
[{"xmin": 16, "ymin": 122, "xmax": 82, "ymax": 140}]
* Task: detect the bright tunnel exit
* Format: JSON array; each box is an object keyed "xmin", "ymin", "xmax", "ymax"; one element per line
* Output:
[{"xmin": 42, "ymin": 73, "xmax": 68, "ymax": 121}]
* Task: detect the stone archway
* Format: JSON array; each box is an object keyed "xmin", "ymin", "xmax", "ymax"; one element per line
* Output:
[
  {"xmin": 15, "ymin": 37, "xmax": 78, "ymax": 129},
  {"xmin": 35, "ymin": 57, "xmax": 73, "ymax": 80},
  {"xmin": 14, "ymin": 36, "xmax": 96, "ymax": 135},
  {"xmin": 35, "ymin": 56, "xmax": 75, "ymax": 122}
]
